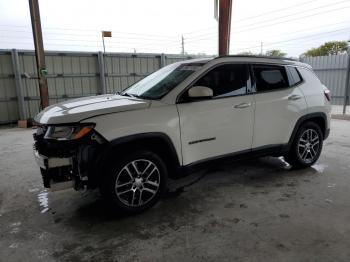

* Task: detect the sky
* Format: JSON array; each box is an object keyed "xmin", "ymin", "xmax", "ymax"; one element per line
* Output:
[{"xmin": 0, "ymin": 0, "xmax": 349, "ymax": 57}]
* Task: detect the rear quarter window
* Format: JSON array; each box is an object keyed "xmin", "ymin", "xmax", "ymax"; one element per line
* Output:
[{"xmin": 287, "ymin": 66, "xmax": 303, "ymax": 86}]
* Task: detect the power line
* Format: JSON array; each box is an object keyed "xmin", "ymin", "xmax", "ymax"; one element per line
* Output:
[
  {"xmin": 183, "ymin": 0, "xmax": 345, "ymax": 36},
  {"xmin": 186, "ymin": 5, "xmax": 350, "ymax": 42},
  {"xmin": 0, "ymin": 24, "xmax": 179, "ymax": 40},
  {"xmin": 233, "ymin": 0, "xmax": 350, "ymax": 30},
  {"xmin": 234, "ymin": 27, "xmax": 350, "ymax": 52},
  {"xmin": 235, "ymin": 0, "xmax": 319, "ymax": 22},
  {"xmin": 0, "ymin": 28, "xmax": 180, "ymax": 43}
]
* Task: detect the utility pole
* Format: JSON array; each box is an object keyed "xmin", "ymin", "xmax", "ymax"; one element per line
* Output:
[
  {"xmin": 181, "ymin": 35, "xmax": 185, "ymax": 56},
  {"xmin": 343, "ymin": 45, "xmax": 350, "ymax": 114},
  {"xmin": 29, "ymin": 0, "xmax": 49, "ymax": 109},
  {"xmin": 101, "ymin": 31, "xmax": 112, "ymax": 90},
  {"xmin": 260, "ymin": 42, "xmax": 263, "ymax": 55},
  {"xmin": 217, "ymin": 0, "xmax": 233, "ymax": 56}
]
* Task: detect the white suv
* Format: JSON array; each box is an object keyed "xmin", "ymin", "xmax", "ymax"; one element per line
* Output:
[{"xmin": 33, "ymin": 56, "xmax": 331, "ymax": 212}]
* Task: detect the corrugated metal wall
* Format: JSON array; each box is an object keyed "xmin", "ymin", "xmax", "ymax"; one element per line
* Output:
[
  {"xmin": 0, "ymin": 52, "xmax": 18, "ymax": 124},
  {"xmin": 0, "ymin": 50, "xmax": 196, "ymax": 124},
  {"xmin": 301, "ymin": 54, "xmax": 349, "ymax": 105},
  {"xmin": 2, "ymin": 51, "xmax": 347, "ymax": 124},
  {"xmin": 104, "ymin": 53, "xmax": 160, "ymax": 94}
]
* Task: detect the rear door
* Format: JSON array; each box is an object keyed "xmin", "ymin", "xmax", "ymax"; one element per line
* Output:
[{"xmin": 251, "ymin": 64, "xmax": 307, "ymax": 148}]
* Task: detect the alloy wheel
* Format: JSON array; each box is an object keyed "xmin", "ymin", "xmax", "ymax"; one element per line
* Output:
[
  {"xmin": 115, "ymin": 159, "xmax": 160, "ymax": 207},
  {"xmin": 297, "ymin": 128, "xmax": 320, "ymax": 164}
]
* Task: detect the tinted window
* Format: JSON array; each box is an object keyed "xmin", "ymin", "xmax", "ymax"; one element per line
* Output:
[
  {"xmin": 193, "ymin": 64, "xmax": 248, "ymax": 98},
  {"xmin": 252, "ymin": 65, "xmax": 289, "ymax": 92},
  {"xmin": 287, "ymin": 66, "xmax": 302, "ymax": 86}
]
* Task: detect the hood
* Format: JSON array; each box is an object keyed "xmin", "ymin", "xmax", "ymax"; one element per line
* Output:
[{"xmin": 34, "ymin": 94, "xmax": 150, "ymax": 124}]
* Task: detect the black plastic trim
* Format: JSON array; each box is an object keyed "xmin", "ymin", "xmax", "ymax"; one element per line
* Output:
[
  {"xmin": 179, "ymin": 144, "xmax": 285, "ymax": 176},
  {"xmin": 324, "ymin": 128, "xmax": 330, "ymax": 140},
  {"xmin": 286, "ymin": 112, "xmax": 328, "ymax": 150},
  {"xmin": 105, "ymin": 132, "xmax": 181, "ymax": 167},
  {"xmin": 189, "ymin": 137, "xmax": 216, "ymax": 145},
  {"xmin": 214, "ymin": 55, "xmax": 298, "ymax": 62}
]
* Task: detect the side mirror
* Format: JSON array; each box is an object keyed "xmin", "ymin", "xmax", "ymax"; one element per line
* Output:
[{"xmin": 188, "ymin": 86, "xmax": 213, "ymax": 98}]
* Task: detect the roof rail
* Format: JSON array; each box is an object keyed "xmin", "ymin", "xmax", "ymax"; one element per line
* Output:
[{"xmin": 215, "ymin": 55, "xmax": 299, "ymax": 62}]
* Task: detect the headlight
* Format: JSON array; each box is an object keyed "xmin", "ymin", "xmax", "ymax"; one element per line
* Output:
[{"xmin": 44, "ymin": 124, "xmax": 95, "ymax": 140}]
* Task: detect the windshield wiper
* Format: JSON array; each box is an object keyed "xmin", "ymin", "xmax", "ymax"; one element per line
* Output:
[
  {"xmin": 121, "ymin": 92, "xmax": 154, "ymax": 100},
  {"xmin": 120, "ymin": 92, "xmax": 136, "ymax": 98}
]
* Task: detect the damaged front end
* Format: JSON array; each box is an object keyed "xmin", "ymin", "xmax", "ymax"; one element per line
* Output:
[{"xmin": 33, "ymin": 123, "xmax": 106, "ymax": 191}]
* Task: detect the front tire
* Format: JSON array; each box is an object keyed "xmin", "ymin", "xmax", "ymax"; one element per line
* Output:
[
  {"xmin": 285, "ymin": 121, "xmax": 323, "ymax": 168},
  {"xmin": 101, "ymin": 150, "xmax": 168, "ymax": 213}
]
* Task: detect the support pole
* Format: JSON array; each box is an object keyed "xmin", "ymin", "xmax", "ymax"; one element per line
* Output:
[
  {"xmin": 342, "ymin": 49, "xmax": 350, "ymax": 114},
  {"xmin": 29, "ymin": 0, "xmax": 49, "ymax": 108},
  {"xmin": 218, "ymin": 0, "xmax": 233, "ymax": 56},
  {"xmin": 160, "ymin": 53, "xmax": 166, "ymax": 68},
  {"xmin": 181, "ymin": 36, "xmax": 185, "ymax": 56},
  {"xmin": 11, "ymin": 49, "xmax": 27, "ymax": 120},
  {"xmin": 98, "ymin": 52, "xmax": 107, "ymax": 94}
]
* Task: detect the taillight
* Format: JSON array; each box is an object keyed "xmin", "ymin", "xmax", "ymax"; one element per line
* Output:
[{"xmin": 324, "ymin": 89, "xmax": 331, "ymax": 102}]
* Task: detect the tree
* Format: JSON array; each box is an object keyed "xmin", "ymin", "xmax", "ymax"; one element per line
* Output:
[
  {"xmin": 302, "ymin": 41, "xmax": 349, "ymax": 57},
  {"xmin": 237, "ymin": 51, "xmax": 257, "ymax": 56},
  {"xmin": 265, "ymin": 49, "xmax": 287, "ymax": 57}
]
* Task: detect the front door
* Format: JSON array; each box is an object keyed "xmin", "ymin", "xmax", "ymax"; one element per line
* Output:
[{"xmin": 177, "ymin": 63, "xmax": 255, "ymax": 165}]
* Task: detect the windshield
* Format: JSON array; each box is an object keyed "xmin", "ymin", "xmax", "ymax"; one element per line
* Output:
[{"xmin": 121, "ymin": 62, "xmax": 204, "ymax": 99}]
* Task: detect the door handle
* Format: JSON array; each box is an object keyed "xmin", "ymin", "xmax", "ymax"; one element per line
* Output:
[
  {"xmin": 288, "ymin": 94, "xmax": 302, "ymax": 101},
  {"xmin": 234, "ymin": 102, "xmax": 251, "ymax": 109}
]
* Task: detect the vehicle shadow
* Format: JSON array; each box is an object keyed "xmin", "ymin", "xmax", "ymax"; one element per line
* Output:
[
  {"xmin": 49, "ymin": 156, "xmax": 324, "ymax": 260},
  {"xmin": 64, "ymin": 156, "xmax": 320, "ymax": 225}
]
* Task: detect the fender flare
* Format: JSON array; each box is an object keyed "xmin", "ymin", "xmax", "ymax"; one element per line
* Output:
[
  {"xmin": 99, "ymin": 132, "xmax": 181, "ymax": 170},
  {"xmin": 286, "ymin": 112, "xmax": 328, "ymax": 150}
]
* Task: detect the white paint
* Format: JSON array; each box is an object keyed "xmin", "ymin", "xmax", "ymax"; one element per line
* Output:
[
  {"xmin": 29, "ymin": 188, "xmax": 39, "ymax": 193},
  {"xmin": 37, "ymin": 190, "xmax": 50, "ymax": 213},
  {"xmin": 35, "ymin": 94, "xmax": 149, "ymax": 125},
  {"xmin": 9, "ymin": 243, "xmax": 18, "ymax": 249},
  {"xmin": 10, "ymin": 228, "xmax": 20, "ymax": 234},
  {"xmin": 312, "ymin": 163, "xmax": 328, "ymax": 173},
  {"xmin": 278, "ymin": 156, "xmax": 291, "ymax": 168},
  {"xmin": 36, "ymin": 249, "xmax": 49, "ymax": 259},
  {"xmin": 10, "ymin": 222, "xmax": 21, "ymax": 227}
]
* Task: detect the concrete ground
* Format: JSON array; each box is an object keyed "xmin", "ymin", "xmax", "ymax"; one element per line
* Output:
[{"xmin": 0, "ymin": 119, "xmax": 350, "ymax": 262}]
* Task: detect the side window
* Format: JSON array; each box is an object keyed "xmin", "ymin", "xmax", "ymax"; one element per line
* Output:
[
  {"xmin": 252, "ymin": 65, "xmax": 289, "ymax": 92},
  {"xmin": 287, "ymin": 66, "xmax": 302, "ymax": 86},
  {"xmin": 193, "ymin": 64, "xmax": 248, "ymax": 98}
]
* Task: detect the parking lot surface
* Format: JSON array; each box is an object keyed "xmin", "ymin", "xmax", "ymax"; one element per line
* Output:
[{"xmin": 0, "ymin": 119, "xmax": 350, "ymax": 262}]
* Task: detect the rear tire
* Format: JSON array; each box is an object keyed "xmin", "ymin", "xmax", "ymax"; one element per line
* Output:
[
  {"xmin": 285, "ymin": 121, "xmax": 323, "ymax": 169},
  {"xmin": 100, "ymin": 150, "xmax": 168, "ymax": 213}
]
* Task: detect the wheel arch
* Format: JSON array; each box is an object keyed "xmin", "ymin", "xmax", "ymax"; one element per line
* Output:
[
  {"xmin": 288, "ymin": 112, "xmax": 328, "ymax": 148},
  {"xmin": 99, "ymin": 132, "xmax": 181, "ymax": 179}
]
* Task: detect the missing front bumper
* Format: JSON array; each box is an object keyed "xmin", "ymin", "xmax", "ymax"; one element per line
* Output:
[
  {"xmin": 33, "ymin": 150, "xmax": 72, "ymax": 169},
  {"xmin": 34, "ymin": 149, "xmax": 75, "ymax": 191}
]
